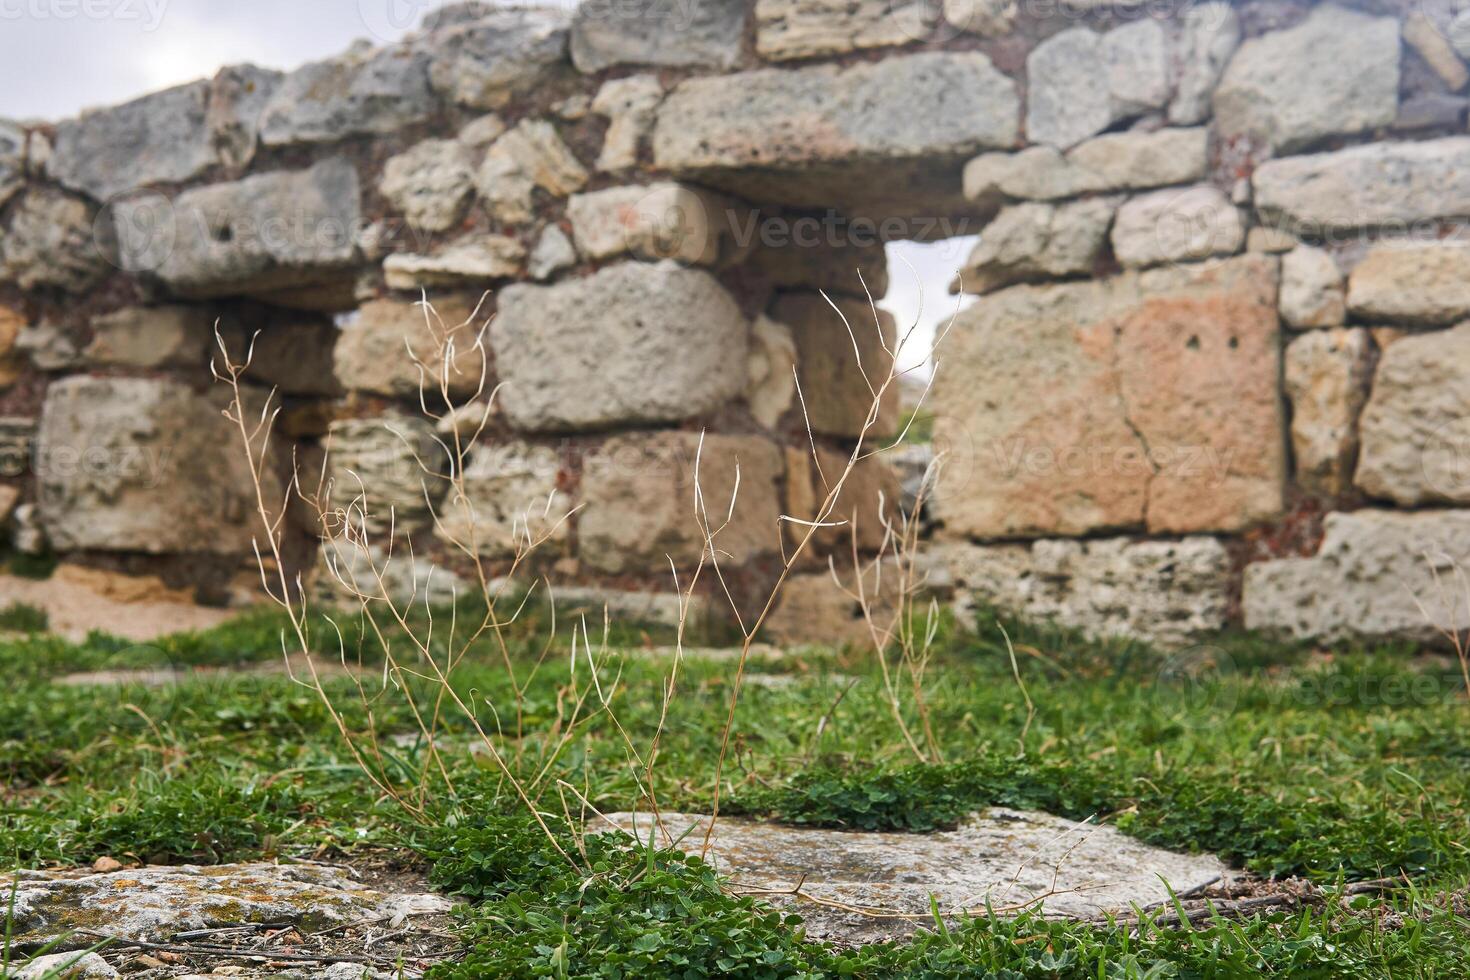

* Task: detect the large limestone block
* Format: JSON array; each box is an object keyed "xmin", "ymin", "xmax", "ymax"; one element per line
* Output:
[
  {"xmin": 1280, "ymin": 245, "xmax": 1345, "ymax": 328},
  {"xmin": 1243, "ymin": 510, "xmax": 1470, "ymax": 643},
  {"xmin": 1169, "ymin": 3, "xmax": 1240, "ymax": 125},
  {"xmin": 571, "ymin": 0, "xmax": 746, "ymax": 72},
  {"xmin": 476, "ymin": 119, "xmax": 588, "ymax": 223},
  {"xmin": 1355, "ymin": 323, "xmax": 1470, "ymax": 505},
  {"xmin": 579, "ymin": 432, "xmax": 784, "ymax": 574},
  {"xmin": 1347, "ymin": 243, "xmax": 1470, "ymax": 326},
  {"xmin": 334, "ymin": 295, "xmax": 489, "ymax": 401},
  {"xmin": 1213, "ymin": 5, "xmax": 1399, "ymax": 154},
  {"xmin": 755, "ymin": 0, "xmax": 934, "ymax": 61},
  {"xmin": 1111, "ymin": 185, "xmax": 1244, "ymax": 269},
  {"xmin": 567, "ymin": 183, "xmax": 745, "ymax": 266},
  {"xmin": 955, "ymin": 197, "xmax": 1117, "ymax": 294},
  {"xmin": 114, "ymin": 158, "xmax": 361, "ymax": 306},
  {"xmin": 932, "ymin": 255, "xmax": 1283, "ymax": 538},
  {"xmin": 35, "ymin": 377, "xmax": 279, "ymax": 554},
  {"xmin": 259, "ymin": 43, "xmax": 436, "ymax": 146},
  {"xmin": 382, "ymin": 235, "xmax": 524, "ymax": 290},
  {"xmin": 785, "ymin": 447, "xmax": 902, "ymax": 553},
  {"xmin": 1253, "ymin": 139, "xmax": 1470, "ymax": 233},
  {"xmin": 653, "ymin": 53, "xmax": 1018, "ymax": 174},
  {"xmin": 434, "ymin": 442, "xmax": 572, "ymax": 559},
  {"xmin": 492, "ymin": 263, "xmax": 749, "ymax": 432},
  {"xmin": 427, "ymin": 7, "xmax": 570, "ymax": 110},
  {"xmin": 84, "ymin": 305, "xmax": 215, "ymax": 370},
  {"xmin": 326, "ymin": 414, "xmax": 444, "ymax": 537},
  {"xmin": 964, "ymin": 129, "xmax": 1208, "ymax": 204},
  {"xmin": 936, "ymin": 535, "xmax": 1231, "ymax": 648},
  {"xmin": 770, "ymin": 292, "xmax": 898, "ymax": 439},
  {"xmin": 380, "ymin": 138, "xmax": 476, "ymax": 233},
  {"xmin": 1284, "ymin": 328, "xmax": 1372, "ymax": 497},
  {"xmin": 1026, "ymin": 22, "xmax": 1170, "ymax": 148},
  {"xmin": 0, "ymin": 189, "xmax": 109, "ymax": 293}
]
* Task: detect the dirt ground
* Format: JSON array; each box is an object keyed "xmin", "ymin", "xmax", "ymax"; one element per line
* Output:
[{"xmin": 0, "ymin": 565, "xmax": 238, "ymax": 641}]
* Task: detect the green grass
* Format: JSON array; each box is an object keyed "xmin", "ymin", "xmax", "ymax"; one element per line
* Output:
[
  {"xmin": 2, "ymin": 599, "xmax": 1469, "ymax": 975},
  {"xmin": 0, "ymin": 603, "xmax": 46, "ymax": 634}
]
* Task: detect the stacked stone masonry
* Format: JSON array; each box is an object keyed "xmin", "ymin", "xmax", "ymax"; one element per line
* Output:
[{"xmin": 0, "ymin": 0, "xmax": 1467, "ymax": 649}]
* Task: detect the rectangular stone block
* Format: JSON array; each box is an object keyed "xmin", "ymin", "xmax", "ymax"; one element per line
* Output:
[
  {"xmin": 755, "ymin": 0, "xmax": 935, "ymax": 61},
  {"xmin": 769, "ymin": 292, "xmax": 898, "ymax": 441},
  {"xmin": 1347, "ymin": 243, "xmax": 1470, "ymax": 326}
]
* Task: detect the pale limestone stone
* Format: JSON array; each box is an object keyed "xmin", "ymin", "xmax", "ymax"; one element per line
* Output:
[
  {"xmin": 493, "ymin": 263, "xmax": 748, "ymax": 432},
  {"xmin": 1246, "ymin": 226, "xmax": 1296, "ymax": 253},
  {"xmin": 476, "ymin": 120, "xmax": 588, "ymax": 223},
  {"xmin": 379, "ymin": 138, "xmax": 476, "ymax": 232},
  {"xmin": 955, "ymin": 197, "xmax": 1118, "ymax": 294},
  {"xmin": 0, "ymin": 189, "xmax": 108, "ymax": 292},
  {"xmin": 654, "ymin": 52, "xmax": 1018, "ymax": 172},
  {"xmin": 529, "ymin": 224, "xmax": 576, "ymax": 280},
  {"xmin": 747, "ymin": 315, "xmax": 797, "ymax": 429},
  {"xmin": 964, "ymin": 129, "xmax": 1207, "ymax": 204},
  {"xmin": 260, "ymin": 42, "xmax": 436, "ymax": 146},
  {"xmin": 457, "ymin": 113, "xmax": 506, "ymax": 147},
  {"xmin": 35, "ymin": 378, "xmax": 281, "ymax": 554},
  {"xmin": 1284, "ymin": 328, "xmax": 1372, "ymax": 497},
  {"xmin": 755, "ymin": 0, "xmax": 936, "ymax": 61},
  {"xmin": 567, "ymin": 183, "xmax": 743, "ymax": 266},
  {"xmin": 770, "ymin": 292, "xmax": 898, "ymax": 439},
  {"xmin": 1111, "ymin": 185, "xmax": 1244, "ymax": 269},
  {"xmin": 325, "ymin": 414, "xmax": 444, "ymax": 537},
  {"xmin": 426, "ymin": 7, "xmax": 570, "ymax": 109},
  {"xmin": 1254, "ymin": 138, "xmax": 1470, "ymax": 233},
  {"xmin": 936, "ymin": 535, "xmax": 1231, "ymax": 647},
  {"xmin": 383, "ymin": 235, "xmax": 524, "ymax": 290},
  {"xmin": 333, "ymin": 295, "xmax": 489, "ymax": 400},
  {"xmin": 1404, "ymin": 12, "xmax": 1468, "ymax": 92},
  {"xmin": 591, "ymin": 74, "xmax": 662, "ymax": 171},
  {"xmin": 14, "ymin": 322, "xmax": 81, "ymax": 372},
  {"xmin": 14, "ymin": 952, "xmax": 116, "ymax": 978},
  {"xmin": 1026, "ymin": 23, "xmax": 1170, "ymax": 148},
  {"xmin": 434, "ymin": 443, "xmax": 572, "ymax": 559},
  {"xmin": 1213, "ymin": 5, "xmax": 1399, "ymax": 154},
  {"xmin": 1280, "ymin": 246, "xmax": 1345, "ymax": 328},
  {"xmin": 931, "ymin": 255, "xmax": 1283, "ymax": 538},
  {"xmin": 579, "ymin": 432, "xmax": 784, "ymax": 574},
  {"xmin": 84, "ymin": 306, "xmax": 213, "ymax": 369},
  {"xmin": 1244, "ymin": 510, "xmax": 1470, "ymax": 643},
  {"xmin": 1347, "ymin": 243, "xmax": 1470, "ymax": 326},
  {"xmin": 942, "ymin": 0, "xmax": 1015, "ymax": 37},
  {"xmin": 1355, "ymin": 322, "xmax": 1470, "ymax": 505},
  {"xmin": 571, "ymin": 0, "xmax": 746, "ymax": 72},
  {"xmin": 1169, "ymin": 3, "xmax": 1240, "ymax": 125}
]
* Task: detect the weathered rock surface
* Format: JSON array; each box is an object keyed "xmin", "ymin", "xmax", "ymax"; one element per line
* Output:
[
  {"xmin": 435, "ymin": 442, "xmax": 571, "ymax": 559},
  {"xmin": 763, "ymin": 560, "xmax": 900, "ymax": 648},
  {"xmin": 932, "ymin": 255, "xmax": 1283, "ymax": 538},
  {"xmin": 1355, "ymin": 322, "xmax": 1470, "ymax": 505},
  {"xmin": 747, "ymin": 315, "xmax": 798, "ymax": 428},
  {"xmin": 579, "ymin": 432, "xmax": 784, "ymax": 574},
  {"xmin": 476, "ymin": 119, "xmax": 588, "ymax": 223},
  {"xmin": 571, "ymin": 0, "xmax": 746, "ymax": 72},
  {"xmin": 0, "ymin": 189, "xmax": 109, "ymax": 292},
  {"xmin": 2, "ymin": 862, "xmax": 451, "ymax": 951},
  {"xmin": 1111, "ymin": 185, "xmax": 1244, "ymax": 269},
  {"xmin": 326, "ymin": 415, "xmax": 444, "ymax": 536},
  {"xmin": 568, "ymin": 183, "xmax": 744, "ymax": 265},
  {"xmin": 964, "ymin": 129, "xmax": 1208, "ymax": 204},
  {"xmin": 35, "ymin": 378, "xmax": 278, "ymax": 554},
  {"xmin": 380, "ymin": 138, "xmax": 476, "ymax": 232},
  {"xmin": 592, "ymin": 74, "xmax": 662, "ymax": 171},
  {"xmin": 259, "ymin": 42, "xmax": 436, "ymax": 146},
  {"xmin": 529, "ymin": 224, "xmax": 576, "ymax": 280},
  {"xmin": 956, "ymin": 197, "xmax": 1117, "ymax": 293},
  {"xmin": 744, "ymin": 236, "xmax": 889, "ymax": 296},
  {"xmin": 427, "ymin": 7, "xmax": 570, "ymax": 110},
  {"xmin": 602, "ymin": 810, "xmax": 1229, "ymax": 941},
  {"xmin": 1253, "ymin": 138, "xmax": 1470, "ymax": 233},
  {"xmin": 334, "ymin": 295, "xmax": 488, "ymax": 400},
  {"xmin": 84, "ymin": 305, "xmax": 214, "ymax": 369},
  {"xmin": 770, "ymin": 291, "xmax": 898, "ymax": 439},
  {"xmin": 1244, "ymin": 510, "xmax": 1470, "ymax": 643},
  {"xmin": 1347, "ymin": 243, "xmax": 1470, "ymax": 326},
  {"xmin": 383, "ymin": 235, "xmax": 524, "ymax": 290},
  {"xmin": 785, "ymin": 448, "xmax": 903, "ymax": 554},
  {"xmin": 1280, "ymin": 245, "xmax": 1345, "ymax": 328},
  {"xmin": 1284, "ymin": 328, "xmax": 1372, "ymax": 497},
  {"xmin": 115, "ymin": 158, "xmax": 361, "ymax": 306},
  {"xmin": 0, "ymin": 303, "xmax": 26, "ymax": 388},
  {"xmin": 219, "ymin": 314, "xmax": 342, "ymax": 397},
  {"xmin": 1213, "ymin": 5, "xmax": 1399, "ymax": 154},
  {"xmin": 1026, "ymin": 22, "xmax": 1170, "ymax": 148},
  {"xmin": 1404, "ymin": 11, "xmax": 1468, "ymax": 92},
  {"xmin": 1169, "ymin": 2, "xmax": 1240, "ymax": 125},
  {"xmin": 654, "ymin": 53, "xmax": 1018, "ymax": 172},
  {"xmin": 493, "ymin": 263, "xmax": 748, "ymax": 432},
  {"xmin": 755, "ymin": 0, "xmax": 934, "ymax": 61},
  {"xmin": 936, "ymin": 535, "xmax": 1232, "ymax": 647}
]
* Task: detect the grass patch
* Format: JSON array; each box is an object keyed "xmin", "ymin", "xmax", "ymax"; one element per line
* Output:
[{"xmin": 0, "ymin": 603, "xmax": 46, "ymax": 634}]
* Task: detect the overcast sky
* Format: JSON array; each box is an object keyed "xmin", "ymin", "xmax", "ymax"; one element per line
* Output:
[{"xmin": 1, "ymin": 0, "xmax": 967, "ymax": 370}]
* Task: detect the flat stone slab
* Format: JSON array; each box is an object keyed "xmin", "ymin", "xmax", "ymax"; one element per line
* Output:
[
  {"xmin": 2, "ymin": 863, "xmax": 452, "ymax": 952},
  {"xmin": 603, "ymin": 809, "xmax": 1229, "ymax": 942}
]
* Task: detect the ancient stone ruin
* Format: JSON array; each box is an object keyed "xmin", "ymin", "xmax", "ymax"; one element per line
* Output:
[{"xmin": 0, "ymin": 0, "xmax": 1468, "ymax": 647}]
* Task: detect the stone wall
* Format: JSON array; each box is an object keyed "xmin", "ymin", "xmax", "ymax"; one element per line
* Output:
[{"xmin": 0, "ymin": 0, "xmax": 1467, "ymax": 647}]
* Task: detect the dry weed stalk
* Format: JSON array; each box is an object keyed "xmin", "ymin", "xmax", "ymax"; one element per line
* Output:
[{"xmin": 1413, "ymin": 552, "xmax": 1470, "ymax": 701}]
